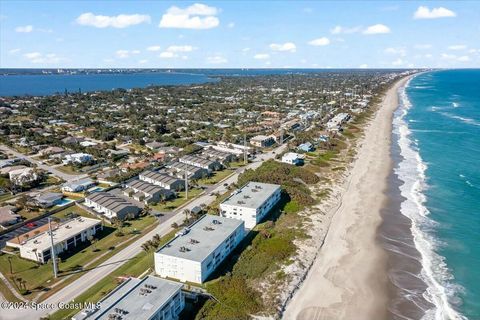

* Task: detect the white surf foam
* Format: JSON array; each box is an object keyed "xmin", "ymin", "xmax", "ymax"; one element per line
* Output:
[
  {"xmin": 439, "ymin": 112, "xmax": 480, "ymax": 127},
  {"xmin": 393, "ymin": 80, "xmax": 467, "ymax": 320}
]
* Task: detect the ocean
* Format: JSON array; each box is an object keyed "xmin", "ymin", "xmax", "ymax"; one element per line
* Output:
[{"xmin": 383, "ymin": 69, "xmax": 480, "ymax": 320}]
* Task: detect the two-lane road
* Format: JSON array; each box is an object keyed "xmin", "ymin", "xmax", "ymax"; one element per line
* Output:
[
  {"xmin": 0, "ymin": 143, "xmax": 286, "ymax": 320},
  {"xmin": 0, "ymin": 145, "xmax": 87, "ymax": 182}
]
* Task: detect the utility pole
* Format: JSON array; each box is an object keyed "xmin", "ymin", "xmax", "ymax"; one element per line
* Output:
[
  {"xmin": 48, "ymin": 218, "xmax": 58, "ymax": 278},
  {"xmin": 184, "ymin": 169, "xmax": 188, "ymax": 200},
  {"xmin": 243, "ymin": 133, "xmax": 247, "ymax": 164}
]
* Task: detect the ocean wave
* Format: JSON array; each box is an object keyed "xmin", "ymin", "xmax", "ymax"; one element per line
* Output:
[
  {"xmin": 459, "ymin": 174, "xmax": 477, "ymax": 189},
  {"xmin": 393, "ymin": 82, "xmax": 467, "ymax": 320},
  {"xmin": 439, "ymin": 112, "xmax": 480, "ymax": 127},
  {"xmin": 452, "ymin": 102, "xmax": 460, "ymax": 108}
]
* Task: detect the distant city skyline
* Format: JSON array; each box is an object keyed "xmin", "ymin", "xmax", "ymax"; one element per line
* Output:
[{"xmin": 1, "ymin": 1, "xmax": 479, "ymax": 68}]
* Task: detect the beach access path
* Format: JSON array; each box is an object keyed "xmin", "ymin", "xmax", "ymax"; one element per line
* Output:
[{"xmin": 283, "ymin": 76, "xmax": 412, "ymax": 320}]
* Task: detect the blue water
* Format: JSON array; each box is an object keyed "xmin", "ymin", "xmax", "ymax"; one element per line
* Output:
[
  {"xmin": 0, "ymin": 68, "xmax": 392, "ymax": 97},
  {"xmin": 399, "ymin": 70, "xmax": 480, "ymax": 319},
  {"xmin": 0, "ymin": 71, "xmax": 217, "ymax": 96},
  {"xmin": 56, "ymin": 198, "xmax": 74, "ymax": 206}
]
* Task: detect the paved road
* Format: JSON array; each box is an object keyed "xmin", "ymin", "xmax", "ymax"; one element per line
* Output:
[
  {"xmin": 0, "ymin": 145, "xmax": 87, "ymax": 182},
  {"xmin": 0, "ymin": 144, "xmax": 286, "ymax": 320}
]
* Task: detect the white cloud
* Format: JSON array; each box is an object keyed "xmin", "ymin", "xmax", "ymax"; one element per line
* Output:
[
  {"xmin": 24, "ymin": 52, "xmax": 41, "ymax": 60},
  {"xmin": 242, "ymin": 47, "xmax": 250, "ymax": 52},
  {"xmin": 363, "ymin": 24, "xmax": 390, "ymax": 35},
  {"xmin": 166, "ymin": 45, "xmax": 195, "ymax": 52},
  {"xmin": 132, "ymin": 50, "xmax": 141, "ymax": 54},
  {"xmin": 414, "ymin": 44, "xmax": 432, "ymax": 50},
  {"xmin": 227, "ymin": 22, "xmax": 235, "ymax": 28},
  {"xmin": 159, "ymin": 3, "xmax": 220, "ymax": 29},
  {"xmin": 138, "ymin": 59, "xmax": 148, "ymax": 64},
  {"xmin": 308, "ymin": 37, "xmax": 330, "ymax": 46},
  {"xmin": 116, "ymin": 50, "xmax": 130, "ymax": 58},
  {"xmin": 147, "ymin": 45, "xmax": 161, "ymax": 51},
  {"xmin": 385, "ymin": 47, "xmax": 406, "ymax": 56},
  {"xmin": 254, "ymin": 53, "xmax": 270, "ymax": 60},
  {"xmin": 330, "ymin": 25, "xmax": 362, "ymax": 34},
  {"xmin": 392, "ymin": 58, "xmax": 404, "ymax": 66},
  {"xmin": 269, "ymin": 42, "xmax": 296, "ymax": 52},
  {"xmin": 448, "ymin": 45, "xmax": 467, "ymax": 50},
  {"xmin": 158, "ymin": 45, "xmax": 196, "ymax": 59},
  {"xmin": 159, "ymin": 52, "xmax": 176, "ymax": 58},
  {"xmin": 8, "ymin": 48, "xmax": 21, "ymax": 54},
  {"xmin": 207, "ymin": 55, "xmax": 228, "ymax": 64},
  {"xmin": 76, "ymin": 12, "xmax": 151, "ymax": 28},
  {"xmin": 440, "ymin": 53, "xmax": 470, "ymax": 62},
  {"xmin": 413, "ymin": 6, "xmax": 456, "ymax": 19},
  {"xmin": 15, "ymin": 25, "xmax": 33, "ymax": 33},
  {"xmin": 359, "ymin": 64, "xmax": 368, "ymax": 69},
  {"xmin": 23, "ymin": 52, "xmax": 62, "ymax": 64}
]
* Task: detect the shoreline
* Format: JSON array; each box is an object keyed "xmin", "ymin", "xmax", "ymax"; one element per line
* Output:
[{"xmin": 282, "ymin": 75, "xmax": 413, "ymax": 320}]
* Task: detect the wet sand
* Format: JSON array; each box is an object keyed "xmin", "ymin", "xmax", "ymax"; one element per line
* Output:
[{"xmin": 379, "ymin": 81, "xmax": 434, "ymax": 320}]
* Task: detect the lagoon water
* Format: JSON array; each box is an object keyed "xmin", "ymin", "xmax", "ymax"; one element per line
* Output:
[
  {"xmin": 0, "ymin": 71, "xmax": 216, "ymax": 96},
  {"xmin": 391, "ymin": 70, "xmax": 480, "ymax": 319}
]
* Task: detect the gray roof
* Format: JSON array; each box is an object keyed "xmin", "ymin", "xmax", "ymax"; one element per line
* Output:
[
  {"xmin": 180, "ymin": 155, "xmax": 217, "ymax": 167},
  {"xmin": 63, "ymin": 178, "xmax": 94, "ymax": 190},
  {"xmin": 139, "ymin": 170, "xmax": 182, "ymax": 185},
  {"xmin": 168, "ymin": 161, "xmax": 205, "ymax": 174},
  {"xmin": 221, "ymin": 182, "xmax": 281, "ymax": 210},
  {"xmin": 86, "ymin": 192, "xmax": 139, "ymax": 213},
  {"xmin": 203, "ymin": 148, "xmax": 234, "ymax": 159},
  {"xmin": 156, "ymin": 215, "xmax": 244, "ymax": 263},
  {"xmin": 127, "ymin": 180, "xmax": 164, "ymax": 196},
  {"xmin": 36, "ymin": 192, "xmax": 63, "ymax": 203},
  {"xmin": 73, "ymin": 276, "xmax": 183, "ymax": 320}
]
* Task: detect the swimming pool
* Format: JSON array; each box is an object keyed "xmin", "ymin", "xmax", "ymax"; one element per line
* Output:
[
  {"xmin": 88, "ymin": 186, "xmax": 105, "ymax": 193},
  {"xmin": 56, "ymin": 198, "xmax": 74, "ymax": 206}
]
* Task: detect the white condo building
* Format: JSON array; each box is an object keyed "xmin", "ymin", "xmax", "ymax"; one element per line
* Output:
[
  {"xmin": 72, "ymin": 276, "xmax": 184, "ymax": 320},
  {"xmin": 6, "ymin": 216, "xmax": 102, "ymax": 264},
  {"xmin": 155, "ymin": 215, "xmax": 244, "ymax": 284},
  {"xmin": 220, "ymin": 182, "xmax": 281, "ymax": 229}
]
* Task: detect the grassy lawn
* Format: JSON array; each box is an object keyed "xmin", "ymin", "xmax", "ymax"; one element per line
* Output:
[
  {"xmin": 0, "ymin": 276, "xmax": 21, "ymax": 302},
  {"xmin": 0, "ymin": 207, "xmax": 157, "ymax": 301},
  {"xmin": 47, "ymin": 230, "xmax": 177, "ymax": 320},
  {"xmin": 151, "ymin": 188, "xmax": 203, "ymax": 211},
  {"xmin": 17, "ymin": 208, "xmax": 43, "ymax": 220},
  {"xmin": 229, "ymin": 161, "xmax": 248, "ymax": 168},
  {"xmin": 55, "ymin": 165, "xmax": 78, "ymax": 175},
  {"xmin": 0, "ymin": 192, "xmax": 15, "ymax": 203},
  {"xmin": 197, "ymin": 169, "xmax": 234, "ymax": 185}
]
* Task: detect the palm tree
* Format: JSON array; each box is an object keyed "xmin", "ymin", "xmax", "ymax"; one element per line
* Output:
[
  {"xmin": 183, "ymin": 209, "xmax": 191, "ymax": 221},
  {"xmin": 141, "ymin": 243, "xmax": 150, "ymax": 252}
]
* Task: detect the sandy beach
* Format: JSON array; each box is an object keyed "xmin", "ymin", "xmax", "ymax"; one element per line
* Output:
[{"xmin": 283, "ymin": 75, "xmax": 412, "ymax": 320}]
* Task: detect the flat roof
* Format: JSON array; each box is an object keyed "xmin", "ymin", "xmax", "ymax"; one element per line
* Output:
[
  {"xmin": 156, "ymin": 215, "xmax": 243, "ymax": 263},
  {"xmin": 73, "ymin": 276, "xmax": 183, "ymax": 320},
  {"xmin": 221, "ymin": 182, "xmax": 281, "ymax": 210},
  {"xmin": 8, "ymin": 217, "xmax": 101, "ymax": 252}
]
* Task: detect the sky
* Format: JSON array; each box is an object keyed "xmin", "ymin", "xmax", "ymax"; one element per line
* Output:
[{"xmin": 0, "ymin": 1, "xmax": 479, "ymax": 69}]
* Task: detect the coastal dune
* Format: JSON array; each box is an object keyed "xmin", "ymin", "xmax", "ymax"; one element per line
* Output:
[{"xmin": 283, "ymin": 76, "xmax": 411, "ymax": 320}]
